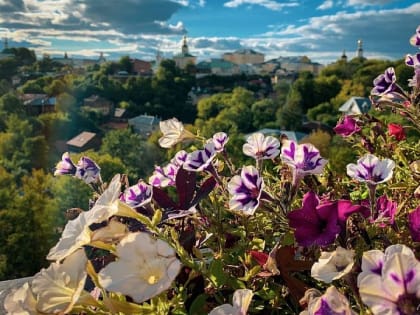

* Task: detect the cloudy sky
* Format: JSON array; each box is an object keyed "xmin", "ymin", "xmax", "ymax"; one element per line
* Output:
[{"xmin": 0, "ymin": 0, "xmax": 419, "ymax": 65}]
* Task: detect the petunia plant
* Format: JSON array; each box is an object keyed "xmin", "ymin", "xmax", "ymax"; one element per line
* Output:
[{"xmin": 4, "ymin": 26, "xmax": 420, "ymax": 315}]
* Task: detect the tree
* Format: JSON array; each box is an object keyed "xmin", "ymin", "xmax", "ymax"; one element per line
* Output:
[{"xmin": 100, "ymin": 128, "xmax": 163, "ymax": 182}]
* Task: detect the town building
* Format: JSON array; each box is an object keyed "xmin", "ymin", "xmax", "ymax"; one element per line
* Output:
[
  {"xmin": 21, "ymin": 94, "xmax": 56, "ymax": 115},
  {"xmin": 66, "ymin": 131, "xmax": 101, "ymax": 153},
  {"xmin": 128, "ymin": 114, "xmax": 160, "ymax": 137},
  {"xmin": 173, "ymin": 36, "xmax": 196, "ymax": 69},
  {"xmin": 339, "ymin": 96, "xmax": 371, "ymax": 115},
  {"xmin": 222, "ymin": 49, "xmax": 264, "ymax": 65}
]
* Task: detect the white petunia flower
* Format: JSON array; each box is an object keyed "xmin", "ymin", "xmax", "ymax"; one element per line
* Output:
[
  {"xmin": 98, "ymin": 232, "xmax": 182, "ymax": 303},
  {"xmin": 158, "ymin": 118, "xmax": 195, "ymax": 148},
  {"xmin": 47, "ymin": 174, "xmax": 138, "ymax": 261},
  {"xmin": 32, "ymin": 249, "xmax": 89, "ymax": 314},
  {"xmin": 243, "ymin": 132, "xmax": 280, "ymax": 160},
  {"xmin": 357, "ymin": 244, "xmax": 420, "ymax": 315},
  {"xmin": 347, "ymin": 154, "xmax": 395, "ymax": 185},
  {"xmin": 4, "ymin": 282, "xmax": 40, "ymax": 315},
  {"xmin": 209, "ymin": 289, "xmax": 253, "ymax": 315},
  {"xmin": 311, "ymin": 247, "xmax": 355, "ymax": 283}
]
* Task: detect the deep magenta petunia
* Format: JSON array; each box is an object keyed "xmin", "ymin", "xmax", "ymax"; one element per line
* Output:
[
  {"xmin": 333, "ymin": 115, "xmax": 361, "ymax": 137},
  {"xmin": 408, "ymin": 206, "xmax": 420, "ymax": 242},
  {"xmin": 287, "ymin": 191, "xmax": 341, "ymax": 247}
]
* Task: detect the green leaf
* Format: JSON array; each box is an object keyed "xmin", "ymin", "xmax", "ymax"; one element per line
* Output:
[
  {"xmin": 208, "ymin": 259, "xmax": 227, "ymax": 288},
  {"xmin": 188, "ymin": 294, "xmax": 209, "ymax": 315}
]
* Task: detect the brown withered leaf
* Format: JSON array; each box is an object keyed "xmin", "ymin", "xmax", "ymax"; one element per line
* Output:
[{"xmin": 275, "ymin": 246, "xmax": 313, "ymax": 304}]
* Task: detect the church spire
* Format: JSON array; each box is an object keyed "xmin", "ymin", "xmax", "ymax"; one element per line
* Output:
[
  {"xmin": 341, "ymin": 49, "xmax": 347, "ymax": 62},
  {"xmin": 3, "ymin": 36, "xmax": 9, "ymax": 50},
  {"xmin": 356, "ymin": 39, "xmax": 363, "ymax": 58},
  {"xmin": 182, "ymin": 35, "xmax": 189, "ymax": 55}
]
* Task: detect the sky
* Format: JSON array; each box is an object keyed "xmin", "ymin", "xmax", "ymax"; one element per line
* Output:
[{"xmin": 0, "ymin": 0, "xmax": 419, "ymax": 65}]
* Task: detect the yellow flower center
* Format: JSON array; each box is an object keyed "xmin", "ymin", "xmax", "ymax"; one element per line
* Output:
[{"xmin": 140, "ymin": 262, "xmax": 164, "ymax": 285}]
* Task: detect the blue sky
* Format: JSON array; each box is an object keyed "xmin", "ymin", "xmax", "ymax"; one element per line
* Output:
[{"xmin": 0, "ymin": 0, "xmax": 419, "ymax": 65}]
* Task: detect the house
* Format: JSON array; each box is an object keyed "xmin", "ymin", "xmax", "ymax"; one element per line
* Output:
[
  {"xmin": 66, "ymin": 131, "xmax": 100, "ymax": 153},
  {"xmin": 83, "ymin": 95, "xmax": 114, "ymax": 116},
  {"xmin": 130, "ymin": 59, "xmax": 153, "ymax": 76},
  {"xmin": 222, "ymin": 49, "xmax": 264, "ymax": 65},
  {"xmin": 21, "ymin": 94, "xmax": 56, "ymax": 115},
  {"xmin": 339, "ymin": 97, "xmax": 371, "ymax": 115},
  {"xmin": 128, "ymin": 114, "xmax": 160, "ymax": 137}
]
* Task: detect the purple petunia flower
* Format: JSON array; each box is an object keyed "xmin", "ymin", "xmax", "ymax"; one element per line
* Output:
[
  {"xmin": 336, "ymin": 200, "xmax": 370, "ymax": 223},
  {"xmin": 287, "ymin": 191, "xmax": 341, "ymax": 247},
  {"xmin": 405, "ymin": 53, "xmax": 420, "ymax": 68},
  {"xmin": 408, "ymin": 206, "xmax": 420, "ymax": 242},
  {"xmin": 149, "ymin": 150, "xmax": 187, "ymax": 187},
  {"xmin": 75, "ymin": 156, "xmax": 101, "ymax": 184},
  {"xmin": 374, "ymin": 195, "xmax": 397, "ymax": 227},
  {"xmin": 212, "ymin": 132, "xmax": 229, "ymax": 152},
  {"xmin": 243, "ymin": 132, "xmax": 280, "ymax": 160},
  {"xmin": 280, "ymin": 140, "xmax": 328, "ymax": 184},
  {"xmin": 346, "ymin": 154, "xmax": 395, "ymax": 186},
  {"xmin": 333, "ymin": 115, "xmax": 361, "ymax": 137},
  {"xmin": 120, "ymin": 181, "xmax": 152, "ymax": 208},
  {"xmin": 54, "ymin": 152, "xmax": 77, "ymax": 176},
  {"xmin": 410, "ymin": 25, "xmax": 420, "ymax": 47},
  {"xmin": 371, "ymin": 67, "xmax": 397, "ymax": 96},
  {"xmin": 183, "ymin": 142, "xmax": 217, "ymax": 172},
  {"xmin": 227, "ymin": 165, "xmax": 263, "ymax": 216}
]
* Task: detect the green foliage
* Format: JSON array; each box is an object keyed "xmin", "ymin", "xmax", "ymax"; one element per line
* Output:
[{"xmin": 100, "ymin": 128, "xmax": 163, "ymax": 182}]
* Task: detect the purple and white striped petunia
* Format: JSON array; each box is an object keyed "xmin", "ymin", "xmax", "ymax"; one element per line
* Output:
[
  {"xmin": 75, "ymin": 156, "xmax": 101, "ymax": 184},
  {"xmin": 280, "ymin": 140, "xmax": 327, "ymax": 180},
  {"xmin": 212, "ymin": 132, "xmax": 229, "ymax": 152},
  {"xmin": 243, "ymin": 132, "xmax": 280, "ymax": 160},
  {"xmin": 183, "ymin": 142, "xmax": 217, "ymax": 172},
  {"xmin": 410, "ymin": 25, "xmax": 420, "ymax": 47},
  {"xmin": 371, "ymin": 67, "xmax": 398, "ymax": 96},
  {"xmin": 305, "ymin": 286, "xmax": 355, "ymax": 315},
  {"xmin": 54, "ymin": 152, "xmax": 77, "ymax": 176},
  {"xmin": 346, "ymin": 154, "xmax": 395, "ymax": 185},
  {"xmin": 357, "ymin": 244, "xmax": 420, "ymax": 315},
  {"xmin": 405, "ymin": 53, "xmax": 420, "ymax": 68},
  {"xmin": 227, "ymin": 165, "xmax": 263, "ymax": 216},
  {"xmin": 149, "ymin": 150, "xmax": 187, "ymax": 187},
  {"xmin": 120, "ymin": 181, "xmax": 152, "ymax": 208}
]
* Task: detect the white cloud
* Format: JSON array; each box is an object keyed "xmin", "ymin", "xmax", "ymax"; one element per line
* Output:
[
  {"xmin": 347, "ymin": 0, "xmax": 396, "ymax": 6},
  {"xmin": 317, "ymin": 0, "xmax": 333, "ymax": 10},
  {"xmin": 224, "ymin": 0, "xmax": 298, "ymax": 11}
]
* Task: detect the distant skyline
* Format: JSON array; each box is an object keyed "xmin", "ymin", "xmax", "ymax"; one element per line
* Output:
[{"xmin": 0, "ymin": 0, "xmax": 419, "ymax": 65}]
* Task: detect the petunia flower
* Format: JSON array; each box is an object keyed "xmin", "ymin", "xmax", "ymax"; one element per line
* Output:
[
  {"xmin": 120, "ymin": 181, "xmax": 152, "ymax": 208},
  {"xmin": 280, "ymin": 140, "xmax": 328, "ymax": 185},
  {"xmin": 410, "ymin": 25, "xmax": 420, "ymax": 46},
  {"xmin": 408, "ymin": 206, "xmax": 420, "ymax": 242},
  {"xmin": 371, "ymin": 67, "xmax": 398, "ymax": 96},
  {"xmin": 346, "ymin": 154, "xmax": 395, "ymax": 186},
  {"xmin": 149, "ymin": 150, "xmax": 188, "ymax": 187},
  {"xmin": 209, "ymin": 289, "xmax": 253, "ymax": 315},
  {"xmin": 54, "ymin": 152, "xmax": 77, "ymax": 176},
  {"xmin": 311, "ymin": 247, "xmax": 355, "ymax": 283},
  {"xmin": 183, "ymin": 142, "xmax": 217, "ymax": 172},
  {"xmin": 47, "ymin": 175, "xmax": 138, "ymax": 261},
  {"xmin": 357, "ymin": 244, "xmax": 420, "ymax": 315},
  {"xmin": 287, "ymin": 191, "xmax": 341, "ymax": 247},
  {"xmin": 388, "ymin": 123, "xmax": 406, "ymax": 141},
  {"xmin": 212, "ymin": 132, "xmax": 229, "ymax": 152},
  {"xmin": 4, "ymin": 282, "xmax": 40, "ymax": 314},
  {"xmin": 98, "ymin": 232, "xmax": 182, "ymax": 303},
  {"xmin": 372, "ymin": 194, "xmax": 397, "ymax": 227},
  {"xmin": 243, "ymin": 132, "xmax": 280, "ymax": 160},
  {"xmin": 158, "ymin": 117, "xmax": 195, "ymax": 148},
  {"xmin": 333, "ymin": 115, "xmax": 361, "ymax": 137},
  {"xmin": 75, "ymin": 156, "xmax": 101, "ymax": 184},
  {"xmin": 32, "ymin": 249, "xmax": 90, "ymax": 314},
  {"xmin": 227, "ymin": 165, "xmax": 263, "ymax": 216},
  {"xmin": 301, "ymin": 286, "xmax": 355, "ymax": 315},
  {"xmin": 405, "ymin": 53, "xmax": 420, "ymax": 68}
]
